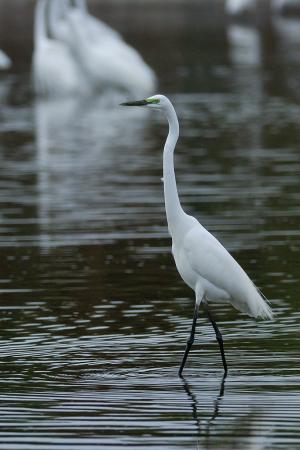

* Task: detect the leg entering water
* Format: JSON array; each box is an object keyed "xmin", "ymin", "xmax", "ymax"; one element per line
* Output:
[
  {"xmin": 178, "ymin": 301, "xmax": 200, "ymax": 377},
  {"xmin": 202, "ymin": 301, "xmax": 228, "ymax": 375}
]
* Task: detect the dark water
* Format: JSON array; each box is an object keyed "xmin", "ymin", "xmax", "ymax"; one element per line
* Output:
[{"xmin": 0, "ymin": 2, "xmax": 300, "ymax": 449}]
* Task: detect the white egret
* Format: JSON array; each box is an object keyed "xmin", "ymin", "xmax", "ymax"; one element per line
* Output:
[
  {"xmin": 48, "ymin": 0, "xmax": 119, "ymax": 43},
  {"xmin": 72, "ymin": 0, "xmax": 122, "ymax": 42},
  {"xmin": 0, "ymin": 49, "xmax": 12, "ymax": 70},
  {"xmin": 48, "ymin": 0, "xmax": 71, "ymax": 42},
  {"xmin": 48, "ymin": 0, "xmax": 113, "ymax": 40},
  {"xmin": 64, "ymin": 1, "xmax": 156, "ymax": 96},
  {"xmin": 32, "ymin": 0, "xmax": 87, "ymax": 97},
  {"xmin": 121, "ymin": 95, "xmax": 273, "ymax": 376},
  {"xmin": 47, "ymin": 0, "xmax": 156, "ymax": 96},
  {"xmin": 225, "ymin": 0, "xmax": 255, "ymax": 16}
]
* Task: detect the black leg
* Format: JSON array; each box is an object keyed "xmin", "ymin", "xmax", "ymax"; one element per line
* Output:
[
  {"xmin": 178, "ymin": 302, "xmax": 200, "ymax": 377},
  {"xmin": 202, "ymin": 302, "xmax": 228, "ymax": 375}
]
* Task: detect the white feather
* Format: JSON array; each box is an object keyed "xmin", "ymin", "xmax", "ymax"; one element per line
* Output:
[{"xmin": 173, "ymin": 219, "xmax": 273, "ymax": 319}]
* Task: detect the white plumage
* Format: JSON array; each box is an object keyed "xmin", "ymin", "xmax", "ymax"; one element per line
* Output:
[
  {"xmin": 122, "ymin": 94, "xmax": 273, "ymax": 376},
  {"xmin": 173, "ymin": 220, "xmax": 272, "ymax": 319},
  {"xmin": 226, "ymin": 0, "xmax": 256, "ymax": 16},
  {"xmin": 65, "ymin": 1, "xmax": 156, "ymax": 96}
]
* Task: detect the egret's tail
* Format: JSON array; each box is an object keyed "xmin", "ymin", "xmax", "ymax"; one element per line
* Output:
[
  {"xmin": 254, "ymin": 287, "xmax": 273, "ymax": 320},
  {"xmin": 231, "ymin": 280, "xmax": 273, "ymax": 320}
]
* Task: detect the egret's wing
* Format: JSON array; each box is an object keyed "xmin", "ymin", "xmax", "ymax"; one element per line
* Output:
[
  {"xmin": 183, "ymin": 224, "xmax": 244, "ymax": 294},
  {"xmin": 183, "ymin": 224, "xmax": 272, "ymax": 318}
]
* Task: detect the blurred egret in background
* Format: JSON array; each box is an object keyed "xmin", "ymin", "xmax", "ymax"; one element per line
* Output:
[
  {"xmin": 33, "ymin": 0, "xmax": 156, "ymax": 98},
  {"xmin": 32, "ymin": 0, "xmax": 88, "ymax": 97},
  {"xmin": 48, "ymin": 0, "xmax": 120, "ymax": 44},
  {"xmin": 0, "ymin": 49, "xmax": 12, "ymax": 70},
  {"xmin": 121, "ymin": 95, "xmax": 273, "ymax": 377},
  {"xmin": 225, "ymin": 0, "xmax": 256, "ymax": 17}
]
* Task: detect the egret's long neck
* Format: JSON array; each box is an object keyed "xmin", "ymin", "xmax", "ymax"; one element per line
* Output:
[
  {"xmin": 163, "ymin": 103, "xmax": 185, "ymax": 235},
  {"xmin": 48, "ymin": 0, "xmax": 60, "ymax": 37},
  {"xmin": 75, "ymin": 0, "xmax": 88, "ymax": 12},
  {"xmin": 34, "ymin": 0, "xmax": 47, "ymax": 45}
]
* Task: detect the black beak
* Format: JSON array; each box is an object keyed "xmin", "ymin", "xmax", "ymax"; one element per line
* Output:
[{"xmin": 120, "ymin": 100, "xmax": 148, "ymax": 106}]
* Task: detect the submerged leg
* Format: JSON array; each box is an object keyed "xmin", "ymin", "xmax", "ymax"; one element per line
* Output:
[
  {"xmin": 178, "ymin": 301, "xmax": 200, "ymax": 377},
  {"xmin": 202, "ymin": 301, "xmax": 228, "ymax": 375}
]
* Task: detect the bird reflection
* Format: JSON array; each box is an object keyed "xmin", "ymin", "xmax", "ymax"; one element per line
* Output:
[
  {"xmin": 34, "ymin": 92, "xmax": 150, "ymax": 249},
  {"xmin": 227, "ymin": 21, "xmax": 263, "ymax": 155},
  {"xmin": 182, "ymin": 375, "xmax": 273, "ymax": 450},
  {"xmin": 181, "ymin": 374, "xmax": 226, "ymax": 437},
  {"xmin": 206, "ymin": 374, "xmax": 226, "ymax": 428}
]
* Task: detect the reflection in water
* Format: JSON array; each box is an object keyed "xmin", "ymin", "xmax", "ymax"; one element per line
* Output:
[
  {"xmin": 181, "ymin": 374, "xmax": 226, "ymax": 437},
  {"xmin": 272, "ymin": 15, "xmax": 300, "ymax": 98},
  {"xmin": 0, "ymin": 3, "xmax": 300, "ymax": 449},
  {"xmin": 0, "ymin": 79, "xmax": 298, "ymax": 449},
  {"xmin": 182, "ymin": 376, "xmax": 274, "ymax": 450},
  {"xmin": 34, "ymin": 94, "xmax": 151, "ymax": 248},
  {"xmin": 228, "ymin": 24, "xmax": 261, "ymax": 67},
  {"xmin": 227, "ymin": 22, "xmax": 263, "ymax": 154}
]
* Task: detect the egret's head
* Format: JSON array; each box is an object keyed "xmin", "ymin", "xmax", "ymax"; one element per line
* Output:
[{"xmin": 120, "ymin": 94, "xmax": 167, "ymax": 110}]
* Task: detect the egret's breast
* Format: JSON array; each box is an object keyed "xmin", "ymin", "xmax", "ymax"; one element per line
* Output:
[{"xmin": 172, "ymin": 242, "xmax": 198, "ymax": 290}]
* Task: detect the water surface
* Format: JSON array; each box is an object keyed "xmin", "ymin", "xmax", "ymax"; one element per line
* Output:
[{"xmin": 0, "ymin": 3, "xmax": 300, "ymax": 449}]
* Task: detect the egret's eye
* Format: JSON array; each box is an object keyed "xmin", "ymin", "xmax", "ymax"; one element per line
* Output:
[{"xmin": 146, "ymin": 98, "xmax": 160, "ymax": 104}]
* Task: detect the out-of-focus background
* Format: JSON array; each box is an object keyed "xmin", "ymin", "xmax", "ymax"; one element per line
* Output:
[{"xmin": 0, "ymin": 1, "xmax": 300, "ymax": 449}]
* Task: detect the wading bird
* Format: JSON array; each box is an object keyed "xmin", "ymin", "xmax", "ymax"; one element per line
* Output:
[{"xmin": 121, "ymin": 95, "xmax": 273, "ymax": 377}]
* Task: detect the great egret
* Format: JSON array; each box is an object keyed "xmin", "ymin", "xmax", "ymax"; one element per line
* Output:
[
  {"xmin": 121, "ymin": 95, "xmax": 273, "ymax": 376},
  {"xmin": 32, "ymin": 0, "xmax": 87, "ymax": 97},
  {"xmin": 0, "ymin": 49, "xmax": 12, "ymax": 70}
]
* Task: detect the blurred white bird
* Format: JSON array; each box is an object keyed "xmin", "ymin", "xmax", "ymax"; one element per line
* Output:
[
  {"xmin": 226, "ymin": 0, "xmax": 256, "ymax": 16},
  {"xmin": 48, "ymin": 0, "xmax": 70, "ymax": 42},
  {"xmin": 35, "ymin": 0, "xmax": 156, "ymax": 97},
  {"xmin": 73, "ymin": 0, "xmax": 122, "ymax": 42},
  {"xmin": 61, "ymin": 0, "xmax": 157, "ymax": 96},
  {"xmin": 0, "ymin": 49, "xmax": 12, "ymax": 70},
  {"xmin": 32, "ymin": 0, "xmax": 87, "ymax": 97},
  {"xmin": 48, "ymin": 0, "xmax": 119, "ymax": 42}
]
